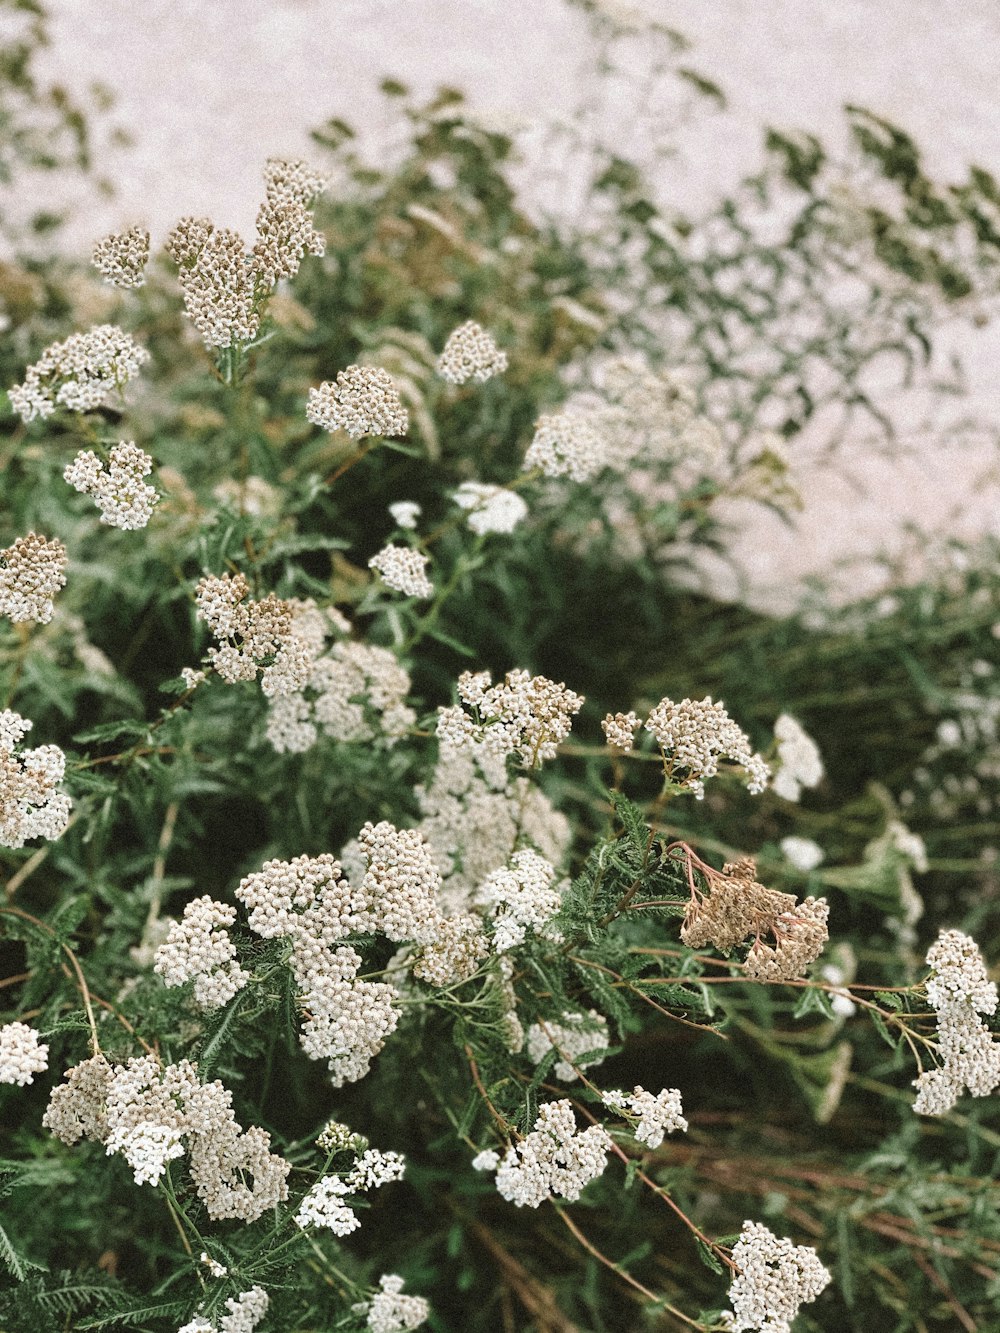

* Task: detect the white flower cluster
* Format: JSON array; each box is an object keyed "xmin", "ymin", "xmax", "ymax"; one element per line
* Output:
[
  {"xmin": 194, "ymin": 573, "xmax": 312, "ymax": 696},
  {"xmin": 368, "ymin": 544, "xmax": 433, "ymax": 599},
  {"xmin": 268, "ymin": 637, "xmax": 415, "ymax": 754},
  {"xmin": 602, "ymin": 1085, "xmax": 687, "ymax": 1148},
  {"xmin": 0, "ymin": 532, "xmax": 67, "ymax": 624},
  {"xmin": 388, "ymin": 499, "xmax": 421, "ymax": 530},
  {"xmin": 306, "ymin": 365, "xmax": 409, "ymax": 439},
  {"xmin": 43, "ymin": 1054, "xmax": 290, "ymax": 1219},
  {"xmin": 476, "ymin": 849, "xmax": 564, "ymax": 952},
  {"xmin": 9, "ymin": 324, "xmax": 149, "ymax": 423},
  {"xmin": 595, "ymin": 359, "xmax": 723, "ymax": 476},
  {"xmin": 415, "ymin": 743, "xmax": 571, "ymax": 912},
  {"xmin": 179, "ymin": 1286, "xmax": 269, "ymax": 1333},
  {"xmin": 526, "ymin": 1010, "xmax": 609, "ymax": 1082},
  {"xmin": 91, "ymin": 226, "xmax": 150, "ymax": 288},
  {"xmin": 0, "ymin": 1021, "xmax": 49, "ymax": 1085},
  {"xmin": 358, "ymin": 820, "xmax": 444, "ymax": 946},
  {"xmin": 723, "ymin": 1220, "xmax": 832, "ymax": 1333},
  {"xmin": 436, "ymin": 320, "xmax": 507, "ymax": 384},
  {"xmin": 780, "ymin": 836, "xmax": 824, "ymax": 872},
  {"xmin": 0, "ymin": 709, "xmax": 72, "ymax": 849},
  {"xmin": 165, "ymin": 159, "xmax": 325, "ymax": 349},
  {"xmin": 771, "ymin": 714, "xmax": 824, "ymax": 802},
  {"xmin": 453, "ymin": 481, "xmax": 528, "ymax": 535},
  {"xmin": 437, "ymin": 668, "xmax": 584, "ymax": 767},
  {"xmin": 296, "ymin": 1148, "xmax": 406, "ymax": 1235},
  {"xmin": 913, "ymin": 929, "xmax": 1000, "ymax": 1115},
  {"xmin": 234, "ymin": 852, "xmax": 401, "ymax": 1086},
  {"xmin": 601, "ymin": 710, "xmax": 640, "ymax": 752},
  {"xmin": 153, "ymin": 896, "xmax": 250, "ymax": 1010},
  {"xmin": 213, "ymin": 475, "xmax": 282, "ymax": 518},
  {"xmin": 523, "ymin": 411, "xmax": 608, "ymax": 482},
  {"xmin": 355, "ymin": 1274, "xmax": 431, "ymax": 1332},
  {"xmin": 644, "ymin": 695, "xmax": 770, "ymax": 798},
  {"xmin": 485, "ymin": 1100, "xmax": 612, "ymax": 1208},
  {"xmin": 63, "ymin": 441, "xmax": 159, "ymax": 530}
]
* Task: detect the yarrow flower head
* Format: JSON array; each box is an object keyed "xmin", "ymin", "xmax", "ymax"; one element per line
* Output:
[
  {"xmin": 525, "ymin": 1010, "xmax": 609, "ymax": 1082},
  {"xmin": 436, "ymin": 320, "xmax": 508, "ymax": 384},
  {"xmin": 195, "ymin": 573, "xmax": 312, "ymax": 695},
  {"xmin": 453, "ymin": 481, "xmax": 528, "ymax": 535},
  {"xmin": 913, "ymin": 929, "xmax": 1000, "ymax": 1116},
  {"xmin": 523, "ymin": 411, "xmax": 608, "ymax": 482},
  {"xmin": 771, "ymin": 714, "xmax": 824, "ymax": 802},
  {"xmin": 0, "ymin": 533, "xmax": 67, "ymax": 624},
  {"xmin": 306, "ymin": 366, "xmax": 409, "ymax": 439},
  {"xmin": 644, "ymin": 696, "xmax": 770, "ymax": 798},
  {"xmin": 488, "ymin": 1100, "xmax": 612, "ymax": 1208},
  {"xmin": 153, "ymin": 896, "xmax": 250, "ymax": 1010},
  {"xmin": 181, "ymin": 1286, "xmax": 269, "ymax": 1333},
  {"xmin": 355, "ymin": 1274, "xmax": 430, "ymax": 1332},
  {"xmin": 368, "ymin": 545, "xmax": 433, "ymax": 599},
  {"xmin": 64, "ymin": 442, "xmax": 159, "ymax": 530},
  {"xmin": 388, "ymin": 500, "xmax": 421, "ymax": 530},
  {"xmin": 0, "ymin": 1021, "xmax": 49, "ymax": 1085},
  {"xmin": 9, "ymin": 324, "xmax": 149, "ymax": 423},
  {"xmin": 436, "ymin": 668, "xmax": 584, "ymax": 767},
  {"xmin": 91, "ymin": 226, "xmax": 151, "ymax": 288},
  {"xmin": 601, "ymin": 710, "xmax": 640, "ymax": 752},
  {"xmin": 476, "ymin": 849, "xmax": 564, "ymax": 952},
  {"xmin": 0, "ymin": 709, "xmax": 72, "ymax": 849},
  {"xmin": 723, "ymin": 1220, "xmax": 832, "ymax": 1333},
  {"xmin": 780, "ymin": 836, "xmax": 824, "ymax": 872},
  {"xmin": 602, "ymin": 1084, "xmax": 688, "ymax": 1147},
  {"xmin": 252, "ymin": 157, "xmax": 326, "ymax": 288}
]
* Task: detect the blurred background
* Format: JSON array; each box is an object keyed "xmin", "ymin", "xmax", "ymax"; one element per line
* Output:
[{"xmin": 8, "ymin": 0, "xmax": 1000, "ymax": 614}]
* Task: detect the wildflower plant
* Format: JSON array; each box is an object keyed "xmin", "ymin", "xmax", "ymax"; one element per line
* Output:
[{"xmin": 2, "ymin": 30, "xmax": 1000, "ymax": 1333}]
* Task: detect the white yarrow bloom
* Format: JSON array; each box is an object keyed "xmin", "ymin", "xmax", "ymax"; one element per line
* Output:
[
  {"xmin": 64, "ymin": 442, "xmax": 159, "ymax": 530},
  {"xmin": 369, "ymin": 545, "xmax": 433, "ymax": 599},
  {"xmin": 9, "ymin": 324, "xmax": 149, "ymax": 423},
  {"xmin": 490, "ymin": 1100, "xmax": 612, "ymax": 1208},
  {"xmin": 477, "ymin": 849, "xmax": 564, "ymax": 952},
  {"xmin": 724, "ymin": 1220, "xmax": 832, "ymax": 1333},
  {"xmin": 358, "ymin": 1274, "xmax": 430, "ymax": 1332},
  {"xmin": 780, "ymin": 836, "xmax": 824, "ymax": 872},
  {"xmin": 306, "ymin": 366, "xmax": 409, "ymax": 439},
  {"xmin": 524, "ymin": 411, "xmax": 608, "ymax": 482},
  {"xmin": 436, "ymin": 320, "xmax": 507, "ymax": 384},
  {"xmin": 526, "ymin": 1011, "xmax": 609, "ymax": 1082},
  {"xmin": 296, "ymin": 1174, "xmax": 360, "ymax": 1235},
  {"xmin": 602, "ymin": 1085, "xmax": 687, "ymax": 1147},
  {"xmin": 112, "ymin": 1121, "xmax": 185, "ymax": 1186},
  {"xmin": 453, "ymin": 481, "xmax": 527, "ymax": 535},
  {"xmin": 772, "ymin": 714, "xmax": 824, "ymax": 802},
  {"xmin": 0, "ymin": 533, "xmax": 67, "ymax": 625},
  {"xmin": 0, "ymin": 1021, "xmax": 49, "ymax": 1085},
  {"xmin": 0, "ymin": 709, "xmax": 72, "ymax": 849},
  {"xmin": 644, "ymin": 696, "xmax": 770, "ymax": 798},
  {"xmin": 388, "ymin": 500, "xmax": 421, "ymax": 530},
  {"xmin": 913, "ymin": 929, "xmax": 1000, "ymax": 1116}
]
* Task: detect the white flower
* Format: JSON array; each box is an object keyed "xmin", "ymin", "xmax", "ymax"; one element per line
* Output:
[
  {"xmin": 724, "ymin": 1220, "xmax": 831, "ymax": 1333},
  {"xmin": 780, "ymin": 836, "xmax": 824, "ymax": 872},
  {"xmin": 64, "ymin": 442, "xmax": 159, "ymax": 530},
  {"xmin": 772, "ymin": 715, "xmax": 824, "ymax": 802},
  {"xmin": 477, "ymin": 849, "xmax": 564, "ymax": 952},
  {"xmin": 524, "ymin": 411, "xmax": 608, "ymax": 482},
  {"xmin": 359, "ymin": 1274, "xmax": 430, "ymax": 1332},
  {"xmin": 436, "ymin": 321, "xmax": 507, "ymax": 385},
  {"xmin": 389, "ymin": 500, "xmax": 421, "ymax": 530},
  {"xmin": 490, "ymin": 1100, "xmax": 611, "ymax": 1208},
  {"xmin": 525, "ymin": 1011, "xmax": 609, "ymax": 1082},
  {"xmin": 453, "ymin": 481, "xmax": 528, "ymax": 535},
  {"xmin": 369, "ymin": 545, "xmax": 433, "ymax": 599},
  {"xmin": 306, "ymin": 366, "xmax": 409, "ymax": 439},
  {"xmin": 0, "ymin": 1021, "xmax": 49, "ymax": 1086},
  {"xmin": 602, "ymin": 1085, "xmax": 687, "ymax": 1147}
]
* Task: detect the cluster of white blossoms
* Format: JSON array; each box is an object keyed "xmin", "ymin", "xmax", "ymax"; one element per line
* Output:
[
  {"xmin": 234, "ymin": 851, "xmax": 402, "ymax": 1086},
  {"xmin": 63, "ymin": 441, "xmax": 159, "ymax": 530},
  {"xmin": 415, "ymin": 743, "xmax": 571, "ymax": 911},
  {"xmin": 601, "ymin": 710, "xmax": 640, "ymax": 752},
  {"xmin": 453, "ymin": 480, "xmax": 528, "ymax": 535},
  {"xmin": 388, "ymin": 499, "xmax": 421, "ymax": 530},
  {"xmin": 525, "ymin": 1010, "xmax": 609, "ymax": 1082},
  {"xmin": 43, "ymin": 1054, "xmax": 290, "ymax": 1218},
  {"xmin": 357, "ymin": 820, "xmax": 444, "ymax": 946},
  {"xmin": 523, "ymin": 411, "xmax": 608, "ymax": 482},
  {"xmin": 0, "ymin": 532, "xmax": 67, "ymax": 624},
  {"xmin": 722, "ymin": 1220, "xmax": 832, "ymax": 1333},
  {"xmin": 437, "ymin": 668, "xmax": 584, "ymax": 767},
  {"xmin": 179, "ymin": 1286, "xmax": 269, "ymax": 1333},
  {"xmin": 602, "ymin": 1085, "xmax": 688, "ymax": 1148},
  {"xmin": 0, "ymin": 709, "xmax": 72, "ymax": 849},
  {"xmin": 780, "ymin": 835, "xmax": 825, "ymax": 872},
  {"xmin": 194, "ymin": 573, "xmax": 312, "ymax": 696},
  {"xmin": 771, "ymin": 714, "xmax": 824, "ymax": 802},
  {"xmin": 644, "ymin": 696, "xmax": 770, "ymax": 798},
  {"xmin": 267, "ymin": 636, "xmax": 415, "ymax": 754},
  {"xmin": 306, "ymin": 365, "xmax": 409, "ymax": 439},
  {"xmin": 8, "ymin": 324, "xmax": 149, "ymax": 423},
  {"xmin": 91, "ymin": 225, "xmax": 151, "ymax": 288},
  {"xmin": 153, "ymin": 896, "xmax": 250, "ymax": 1010},
  {"xmin": 213, "ymin": 475, "xmax": 282, "ymax": 518},
  {"xmin": 0, "ymin": 1021, "xmax": 49, "ymax": 1086},
  {"xmin": 435, "ymin": 320, "xmax": 508, "ymax": 384},
  {"xmin": 296, "ymin": 1147, "xmax": 406, "ymax": 1235},
  {"xmin": 165, "ymin": 159, "xmax": 326, "ymax": 349},
  {"xmin": 913, "ymin": 929, "xmax": 1000, "ymax": 1115},
  {"xmin": 476, "ymin": 1100, "xmax": 612, "ymax": 1208},
  {"xmin": 353, "ymin": 1275, "xmax": 430, "ymax": 1332},
  {"xmin": 368, "ymin": 544, "xmax": 434, "ymax": 599},
  {"xmin": 476, "ymin": 849, "xmax": 565, "ymax": 952},
  {"xmin": 596, "ymin": 359, "xmax": 724, "ymax": 477}
]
